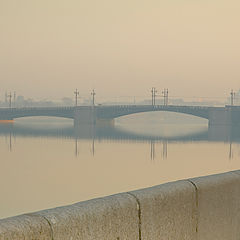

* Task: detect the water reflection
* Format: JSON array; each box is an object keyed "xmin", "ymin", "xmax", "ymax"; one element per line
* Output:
[
  {"xmin": 150, "ymin": 141, "xmax": 155, "ymax": 161},
  {"xmin": 75, "ymin": 138, "xmax": 79, "ymax": 157},
  {"xmin": 162, "ymin": 141, "xmax": 168, "ymax": 159},
  {"xmin": 1, "ymin": 122, "xmax": 240, "ymax": 161},
  {"xmin": 150, "ymin": 141, "xmax": 168, "ymax": 161},
  {"xmin": 229, "ymin": 142, "xmax": 233, "ymax": 160},
  {"xmin": 0, "ymin": 123, "xmax": 208, "ymax": 141}
]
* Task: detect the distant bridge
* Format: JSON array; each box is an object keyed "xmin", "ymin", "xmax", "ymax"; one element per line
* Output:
[
  {"xmin": 0, "ymin": 105, "xmax": 212, "ymax": 120},
  {"xmin": 0, "ymin": 105, "xmax": 239, "ymax": 126}
]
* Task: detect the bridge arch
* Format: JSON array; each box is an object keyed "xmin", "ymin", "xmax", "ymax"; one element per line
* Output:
[
  {"xmin": 0, "ymin": 107, "xmax": 75, "ymax": 121},
  {"xmin": 114, "ymin": 110, "xmax": 208, "ymax": 122},
  {"xmin": 97, "ymin": 105, "xmax": 210, "ymax": 120},
  {"xmin": 12, "ymin": 114, "xmax": 74, "ymax": 120}
]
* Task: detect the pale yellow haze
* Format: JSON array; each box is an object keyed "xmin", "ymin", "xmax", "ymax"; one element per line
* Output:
[{"xmin": 0, "ymin": 0, "xmax": 239, "ymax": 100}]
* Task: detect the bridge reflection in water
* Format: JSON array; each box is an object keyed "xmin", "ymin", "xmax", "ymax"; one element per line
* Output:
[{"xmin": 0, "ymin": 121, "xmax": 240, "ymax": 161}]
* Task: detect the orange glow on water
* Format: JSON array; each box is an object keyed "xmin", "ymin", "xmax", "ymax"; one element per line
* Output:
[{"xmin": 0, "ymin": 120, "xmax": 14, "ymax": 124}]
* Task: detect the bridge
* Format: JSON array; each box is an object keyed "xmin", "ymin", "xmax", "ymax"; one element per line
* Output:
[{"xmin": 0, "ymin": 105, "xmax": 239, "ymax": 126}]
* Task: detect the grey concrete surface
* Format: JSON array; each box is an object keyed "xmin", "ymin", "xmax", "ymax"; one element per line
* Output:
[
  {"xmin": 0, "ymin": 214, "xmax": 52, "ymax": 240},
  {"xmin": 190, "ymin": 172, "xmax": 240, "ymax": 240},
  {"xmin": 130, "ymin": 180, "xmax": 197, "ymax": 240},
  {"xmin": 232, "ymin": 170, "xmax": 240, "ymax": 175},
  {"xmin": 37, "ymin": 193, "xmax": 139, "ymax": 240}
]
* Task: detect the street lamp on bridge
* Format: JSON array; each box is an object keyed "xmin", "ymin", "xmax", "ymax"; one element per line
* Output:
[
  {"xmin": 7, "ymin": 92, "xmax": 12, "ymax": 108},
  {"xmin": 151, "ymin": 87, "xmax": 157, "ymax": 106},
  {"xmin": 162, "ymin": 88, "xmax": 169, "ymax": 106},
  {"xmin": 74, "ymin": 89, "xmax": 79, "ymax": 106},
  {"xmin": 230, "ymin": 89, "xmax": 235, "ymax": 106},
  {"xmin": 91, "ymin": 89, "xmax": 96, "ymax": 106}
]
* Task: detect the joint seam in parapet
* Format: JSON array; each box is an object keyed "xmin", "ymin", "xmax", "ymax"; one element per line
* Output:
[
  {"xmin": 186, "ymin": 180, "xmax": 199, "ymax": 237},
  {"xmin": 27, "ymin": 214, "xmax": 54, "ymax": 240},
  {"xmin": 127, "ymin": 192, "xmax": 142, "ymax": 240},
  {"xmin": 41, "ymin": 216, "xmax": 54, "ymax": 240}
]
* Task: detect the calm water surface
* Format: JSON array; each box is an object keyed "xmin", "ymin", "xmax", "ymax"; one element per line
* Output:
[{"xmin": 1, "ymin": 112, "xmax": 240, "ymax": 219}]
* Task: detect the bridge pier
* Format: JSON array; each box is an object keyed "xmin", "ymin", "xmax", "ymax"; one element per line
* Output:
[
  {"xmin": 73, "ymin": 107, "xmax": 115, "ymax": 138},
  {"xmin": 74, "ymin": 107, "xmax": 96, "ymax": 126},
  {"xmin": 0, "ymin": 112, "xmax": 13, "ymax": 122},
  {"xmin": 74, "ymin": 106, "xmax": 115, "ymax": 127},
  {"xmin": 208, "ymin": 107, "xmax": 240, "ymax": 141},
  {"xmin": 208, "ymin": 108, "xmax": 232, "ymax": 127},
  {"xmin": 208, "ymin": 107, "xmax": 240, "ymax": 127}
]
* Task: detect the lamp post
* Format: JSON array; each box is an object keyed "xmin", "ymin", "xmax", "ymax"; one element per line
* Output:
[
  {"xmin": 91, "ymin": 89, "xmax": 96, "ymax": 106},
  {"xmin": 230, "ymin": 89, "xmax": 235, "ymax": 106},
  {"xmin": 74, "ymin": 89, "xmax": 79, "ymax": 106},
  {"xmin": 151, "ymin": 87, "xmax": 157, "ymax": 106}
]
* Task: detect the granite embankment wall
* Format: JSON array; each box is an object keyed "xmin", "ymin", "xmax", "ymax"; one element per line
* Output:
[{"xmin": 1, "ymin": 170, "xmax": 240, "ymax": 240}]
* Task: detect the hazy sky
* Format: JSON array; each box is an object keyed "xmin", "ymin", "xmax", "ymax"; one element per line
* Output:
[{"xmin": 0, "ymin": 0, "xmax": 240, "ymax": 102}]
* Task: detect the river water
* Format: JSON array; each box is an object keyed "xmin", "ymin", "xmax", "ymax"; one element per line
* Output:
[{"xmin": 1, "ymin": 112, "xmax": 240, "ymax": 219}]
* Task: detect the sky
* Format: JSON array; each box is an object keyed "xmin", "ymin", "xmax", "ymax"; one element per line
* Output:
[{"xmin": 0, "ymin": 0, "xmax": 240, "ymax": 102}]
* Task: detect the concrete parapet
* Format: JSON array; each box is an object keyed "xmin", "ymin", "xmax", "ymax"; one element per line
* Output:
[
  {"xmin": 0, "ymin": 193, "xmax": 139, "ymax": 240},
  {"xmin": 1, "ymin": 171, "xmax": 240, "ymax": 239},
  {"xmin": 0, "ymin": 214, "xmax": 52, "ymax": 240},
  {"xmin": 37, "ymin": 193, "xmax": 139, "ymax": 240},
  {"xmin": 129, "ymin": 181, "xmax": 197, "ymax": 240},
  {"xmin": 232, "ymin": 170, "xmax": 240, "ymax": 175},
  {"xmin": 189, "ymin": 172, "xmax": 240, "ymax": 240}
]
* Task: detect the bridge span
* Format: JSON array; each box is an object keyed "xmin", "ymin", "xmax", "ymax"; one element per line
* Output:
[
  {"xmin": 95, "ymin": 105, "xmax": 210, "ymax": 119},
  {"xmin": 0, "ymin": 105, "xmax": 239, "ymax": 126},
  {"xmin": 0, "ymin": 106, "xmax": 74, "ymax": 120}
]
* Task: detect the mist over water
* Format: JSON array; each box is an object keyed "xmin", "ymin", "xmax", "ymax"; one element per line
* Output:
[{"xmin": 0, "ymin": 112, "xmax": 240, "ymax": 219}]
